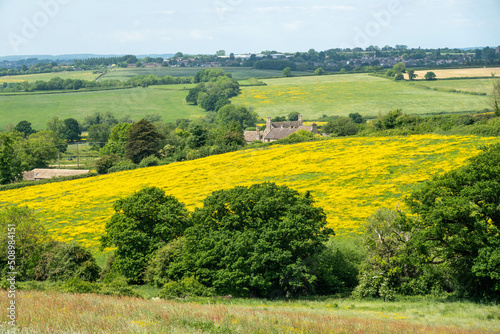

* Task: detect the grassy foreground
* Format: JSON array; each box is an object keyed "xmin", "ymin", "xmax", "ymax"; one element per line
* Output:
[{"xmin": 1, "ymin": 290, "xmax": 498, "ymax": 333}]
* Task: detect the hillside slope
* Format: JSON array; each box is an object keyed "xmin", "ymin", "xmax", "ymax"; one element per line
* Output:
[{"xmin": 0, "ymin": 135, "xmax": 498, "ymax": 252}]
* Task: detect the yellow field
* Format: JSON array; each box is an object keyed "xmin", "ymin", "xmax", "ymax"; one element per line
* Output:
[
  {"xmin": 0, "ymin": 71, "xmax": 100, "ymax": 83},
  {"xmin": 0, "ymin": 135, "xmax": 498, "ymax": 251},
  {"xmin": 412, "ymin": 67, "xmax": 500, "ymax": 79}
]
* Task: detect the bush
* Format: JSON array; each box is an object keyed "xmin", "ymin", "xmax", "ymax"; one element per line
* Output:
[
  {"xmin": 138, "ymin": 155, "xmax": 161, "ymax": 168},
  {"xmin": 34, "ymin": 241, "xmax": 101, "ymax": 282},
  {"xmin": 95, "ymin": 154, "xmax": 121, "ymax": 174},
  {"xmin": 145, "ymin": 238, "xmax": 186, "ymax": 287},
  {"xmin": 276, "ymin": 130, "xmax": 321, "ymax": 144},
  {"xmin": 324, "ymin": 117, "xmax": 360, "ymax": 137},
  {"xmin": 107, "ymin": 160, "xmax": 137, "ymax": 173},
  {"xmin": 159, "ymin": 277, "xmax": 215, "ymax": 299}
]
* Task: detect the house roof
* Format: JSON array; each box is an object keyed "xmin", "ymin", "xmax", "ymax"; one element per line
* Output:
[
  {"xmin": 271, "ymin": 121, "xmax": 302, "ymax": 128},
  {"xmin": 264, "ymin": 127, "xmax": 299, "ymax": 140},
  {"xmin": 244, "ymin": 131, "xmax": 260, "ymax": 143},
  {"xmin": 23, "ymin": 169, "xmax": 90, "ymax": 181}
]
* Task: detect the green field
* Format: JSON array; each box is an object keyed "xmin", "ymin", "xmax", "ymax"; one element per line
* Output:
[
  {"xmin": 231, "ymin": 74, "xmax": 491, "ymax": 119},
  {"xmin": 100, "ymin": 67, "xmax": 311, "ymax": 81},
  {"xmin": 0, "ymin": 70, "xmax": 101, "ymax": 83},
  {"xmin": 0, "ymin": 87, "xmax": 204, "ymax": 130},
  {"xmin": 411, "ymin": 78, "xmax": 496, "ymax": 94}
]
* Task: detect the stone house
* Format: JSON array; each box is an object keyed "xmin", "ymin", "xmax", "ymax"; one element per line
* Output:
[{"xmin": 244, "ymin": 114, "xmax": 319, "ymax": 143}]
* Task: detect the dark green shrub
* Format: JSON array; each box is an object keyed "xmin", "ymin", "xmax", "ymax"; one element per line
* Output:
[
  {"xmin": 107, "ymin": 160, "xmax": 137, "ymax": 173},
  {"xmin": 145, "ymin": 238, "xmax": 186, "ymax": 287},
  {"xmin": 159, "ymin": 276, "xmax": 215, "ymax": 299},
  {"xmin": 34, "ymin": 241, "xmax": 101, "ymax": 282},
  {"xmin": 95, "ymin": 154, "xmax": 121, "ymax": 174},
  {"xmin": 139, "ymin": 155, "xmax": 161, "ymax": 168}
]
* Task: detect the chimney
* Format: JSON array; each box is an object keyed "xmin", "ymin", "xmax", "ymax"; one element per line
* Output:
[
  {"xmin": 266, "ymin": 117, "xmax": 272, "ymax": 130},
  {"xmin": 256, "ymin": 126, "xmax": 260, "ymax": 140},
  {"xmin": 312, "ymin": 123, "xmax": 317, "ymax": 133},
  {"xmin": 298, "ymin": 114, "xmax": 303, "ymax": 124}
]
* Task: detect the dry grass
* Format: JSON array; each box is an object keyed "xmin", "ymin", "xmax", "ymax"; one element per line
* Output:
[
  {"xmin": 412, "ymin": 67, "xmax": 500, "ymax": 79},
  {"xmin": 1, "ymin": 290, "xmax": 497, "ymax": 334}
]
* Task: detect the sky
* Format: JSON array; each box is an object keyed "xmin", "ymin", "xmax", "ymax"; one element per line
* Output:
[{"xmin": 0, "ymin": 0, "xmax": 499, "ymax": 57}]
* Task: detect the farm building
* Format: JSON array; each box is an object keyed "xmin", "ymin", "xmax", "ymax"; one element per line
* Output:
[
  {"xmin": 23, "ymin": 169, "xmax": 90, "ymax": 181},
  {"xmin": 244, "ymin": 114, "xmax": 319, "ymax": 143}
]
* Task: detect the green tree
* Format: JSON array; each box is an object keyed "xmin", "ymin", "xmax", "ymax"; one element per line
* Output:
[
  {"xmin": 87, "ymin": 124, "xmax": 111, "ymax": 149},
  {"xmin": 0, "ymin": 132, "xmax": 23, "ymax": 184},
  {"xmin": 288, "ymin": 112, "xmax": 300, "ymax": 122},
  {"xmin": 215, "ymin": 104, "xmax": 258, "ymax": 129},
  {"xmin": 348, "ymin": 112, "xmax": 365, "ymax": 124},
  {"xmin": 13, "ymin": 120, "xmax": 36, "ymax": 137},
  {"xmin": 181, "ymin": 183, "xmax": 333, "ymax": 297},
  {"xmin": 186, "ymin": 123, "xmax": 208, "ymax": 149},
  {"xmin": 394, "ymin": 73, "xmax": 404, "ymax": 81},
  {"xmin": 100, "ymin": 123, "xmax": 132, "ymax": 157},
  {"xmin": 407, "ymin": 69, "xmax": 417, "ymax": 81},
  {"xmin": 424, "ymin": 71, "xmax": 437, "ymax": 80},
  {"xmin": 0, "ymin": 206, "xmax": 48, "ymax": 280},
  {"xmin": 282, "ymin": 67, "xmax": 292, "ymax": 77},
  {"xmin": 314, "ymin": 67, "xmax": 325, "ymax": 75},
  {"xmin": 16, "ymin": 131, "xmax": 67, "ymax": 170},
  {"xmin": 392, "ymin": 62, "xmax": 406, "ymax": 73},
  {"xmin": 404, "ymin": 143, "xmax": 500, "ymax": 298},
  {"xmin": 46, "ymin": 116, "xmax": 66, "ymax": 139},
  {"xmin": 101, "ymin": 187, "xmax": 190, "ymax": 283},
  {"xmin": 323, "ymin": 117, "xmax": 359, "ymax": 136},
  {"xmin": 63, "ymin": 118, "xmax": 81, "ymax": 142},
  {"xmin": 490, "ymin": 80, "xmax": 500, "ymax": 116},
  {"xmin": 125, "ymin": 119, "xmax": 164, "ymax": 164}
]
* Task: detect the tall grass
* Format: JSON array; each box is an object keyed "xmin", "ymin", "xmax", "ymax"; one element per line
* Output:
[{"xmin": 2, "ymin": 290, "xmax": 498, "ymax": 333}]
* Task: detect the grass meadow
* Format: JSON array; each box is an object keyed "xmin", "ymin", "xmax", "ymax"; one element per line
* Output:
[
  {"xmin": 0, "ymin": 70, "xmax": 101, "ymax": 83},
  {"xmin": 231, "ymin": 74, "xmax": 490, "ymax": 120},
  {"xmin": 1, "ymin": 290, "xmax": 498, "ymax": 333},
  {"xmin": 0, "ymin": 86, "xmax": 204, "ymax": 130},
  {"xmin": 100, "ymin": 67, "xmax": 311, "ymax": 81},
  {"xmin": 0, "ymin": 134, "xmax": 498, "ymax": 264},
  {"xmin": 410, "ymin": 78, "xmax": 497, "ymax": 94}
]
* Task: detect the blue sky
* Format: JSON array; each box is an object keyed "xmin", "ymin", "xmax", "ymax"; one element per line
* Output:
[{"xmin": 0, "ymin": 0, "xmax": 498, "ymax": 56}]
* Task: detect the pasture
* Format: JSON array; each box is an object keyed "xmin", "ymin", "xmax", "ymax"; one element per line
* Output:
[
  {"xmin": 100, "ymin": 67, "xmax": 310, "ymax": 81},
  {"xmin": 409, "ymin": 78, "xmax": 497, "ymax": 94},
  {"xmin": 0, "ymin": 134, "xmax": 497, "ymax": 259},
  {"xmin": 230, "ymin": 74, "xmax": 490, "ymax": 119},
  {"xmin": 412, "ymin": 67, "xmax": 500, "ymax": 79},
  {"xmin": 0, "ymin": 87, "xmax": 204, "ymax": 131},
  {"xmin": 0, "ymin": 70, "xmax": 101, "ymax": 83},
  {"xmin": 1, "ymin": 290, "xmax": 498, "ymax": 333}
]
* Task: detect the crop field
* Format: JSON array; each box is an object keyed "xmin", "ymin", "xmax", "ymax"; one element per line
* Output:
[
  {"xmin": 409, "ymin": 78, "xmax": 497, "ymax": 94},
  {"xmin": 0, "ymin": 87, "xmax": 204, "ymax": 131},
  {"xmin": 0, "ymin": 134, "xmax": 498, "ymax": 260},
  {"xmin": 1, "ymin": 290, "xmax": 498, "ymax": 333},
  {"xmin": 100, "ymin": 67, "xmax": 310, "ymax": 81},
  {"xmin": 413, "ymin": 67, "xmax": 500, "ymax": 79},
  {"xmin": 231, "ymin": 74, "xmax": 490, "ymax": 119},
  {"xmin": 0, "ymin": 70, "xmax": 101, "ymax": 83}
]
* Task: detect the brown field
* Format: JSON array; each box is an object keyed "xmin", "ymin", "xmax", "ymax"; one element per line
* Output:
[{"xmin": 411, "ymin": 67, "xmax": 500, "ymax": 79}]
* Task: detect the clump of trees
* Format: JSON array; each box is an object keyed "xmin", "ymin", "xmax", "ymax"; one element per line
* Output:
[
  {"xmin": 100, "ymin": 183, "xmax": 364, "ymax": 298},
  {"xmin": 357, "ymin": 143, "xmax": 500, "ymax": 300}
]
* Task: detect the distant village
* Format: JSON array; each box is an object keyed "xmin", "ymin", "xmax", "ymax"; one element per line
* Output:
[{"xmin": 1, "ymin": 46, "xmax": 499, "ymax": 72}]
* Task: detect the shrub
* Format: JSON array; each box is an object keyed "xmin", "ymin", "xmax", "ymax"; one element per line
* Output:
[
  {"xmin": 159, "ymin": 276, "xmax": 215, "ymax": 299},
  {"xmin": 276, "ymin": 130, "xmax": 321, "ymax": 144},
  {"xmin": 138, "ymin": 155, "xmax": 161, "ymax": 168},
  {"xmin": 107, "ymin": 160, "xmax": 137, "ymax": 173},
  {"xmin": 34, "ymin": 241, "xmax": 101, "ymax": 282},
  {"xmin": 95, "ymin": 154, "xmax": 121, "ymax": 174},
  {"xmin": 324, "ymin": 117, "xmax": 360, "ymax": 137}
]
